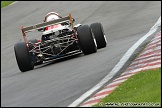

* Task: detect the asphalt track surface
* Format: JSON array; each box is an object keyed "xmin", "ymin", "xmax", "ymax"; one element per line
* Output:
[{"xmin": 1, "ymin": 1, "xmax": 161, "ymax": 107}]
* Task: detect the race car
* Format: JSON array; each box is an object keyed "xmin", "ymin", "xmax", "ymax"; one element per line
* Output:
[{"xmin": 14, "ymin": 13, "xmax": 107, "ymax": 72}]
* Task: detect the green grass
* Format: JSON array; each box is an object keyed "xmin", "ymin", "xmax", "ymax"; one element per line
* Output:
[
  {"xmin": 93, "ymin": 68, "xmax": 161, "ymax": 107},
  {"xmin": 1, "ymin": 1, "xmax": 14, "ymax": 8}
]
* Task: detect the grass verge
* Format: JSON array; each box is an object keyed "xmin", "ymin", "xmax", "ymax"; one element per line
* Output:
[
  {"xmin": 93, "ymin": 68, "xmax": 161, "ymax": 107},
  {"xmin": 1, "ymin": 1, "xmax": 14, "ymax": 8}
]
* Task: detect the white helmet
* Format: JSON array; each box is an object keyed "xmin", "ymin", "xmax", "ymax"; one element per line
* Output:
[{"xmin": 44, "ymin": 12, "xmax": 62, "ymax": 22}]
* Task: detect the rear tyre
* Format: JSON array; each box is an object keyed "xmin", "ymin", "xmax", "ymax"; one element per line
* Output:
[
  {"xmin": 90, "ymin": 22, "xmax": 107, "ymax": 49},
  {"xmin": 14, "ymin": 41, "xmax": 34, "ymax": 72},
  {"xmin": 77, "ymin": 25, "xmax": 97, "ymax": 55}
]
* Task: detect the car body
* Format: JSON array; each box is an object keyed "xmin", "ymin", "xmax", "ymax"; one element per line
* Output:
[{"xmin": 14, "ymin": 13, "xmax": 107, "ymax": 72}]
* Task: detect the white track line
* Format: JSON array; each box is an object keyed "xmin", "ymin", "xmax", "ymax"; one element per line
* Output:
[
  {"xmin": 8, "ymin": 1, "xmax": 18, "ymax": 6},
  {"xmin": 68, "ymin": 16, "xmax": 161, "ymax": 107}
]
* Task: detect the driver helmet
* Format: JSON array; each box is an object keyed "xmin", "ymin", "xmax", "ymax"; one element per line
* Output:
[{"xmin": 44, "ymin": 12, "xmax": 61, "ymax": 22}]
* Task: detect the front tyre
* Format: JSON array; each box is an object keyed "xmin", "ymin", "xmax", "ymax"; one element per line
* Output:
[
  {"xmin": 90, "ymin": 22, "xmax": 107, "ymax": 49},
  {"xmin": 14, "ymin": 42, "xmax": 34, "ymax": 72},
  {"xmin": 77, "ymin": 25, "xmax": 97, "ymax": 55}
]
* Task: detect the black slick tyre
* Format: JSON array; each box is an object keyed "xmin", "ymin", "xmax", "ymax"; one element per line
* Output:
[
  {"xmin": 77, "ymin": 25, "xmax": 97, "ymax": 55},
  {"xmin": 14, "ymin": 41, "xmax": 34, "ymax": 72},
  {"xmin": 90, "ymin": 22, "xmax": 107, "ymax": 49}
]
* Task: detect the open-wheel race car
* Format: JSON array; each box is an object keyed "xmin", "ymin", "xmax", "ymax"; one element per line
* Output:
[{"xmin": 14, "ymin": 13, "xmax": 107, "ymax": 72}]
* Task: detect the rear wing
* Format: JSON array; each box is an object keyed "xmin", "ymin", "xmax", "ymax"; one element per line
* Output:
[{"xmin": 21, "ymin": 13, "xmax": 74, "ymax": 44}]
